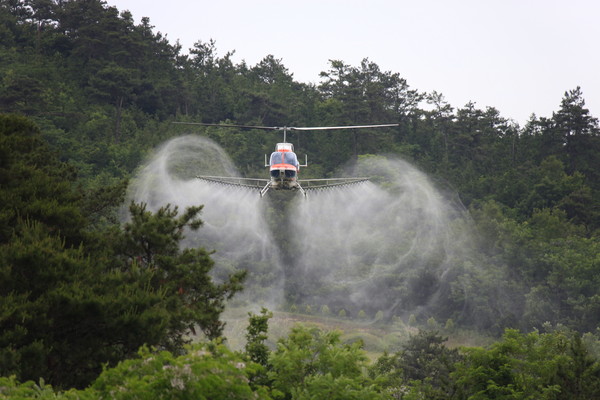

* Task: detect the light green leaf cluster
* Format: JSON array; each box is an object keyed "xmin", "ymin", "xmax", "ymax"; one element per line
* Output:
[
  {"xmin": 269, "ymin": 324, "xmax": 385, "ymax": 399},
  {"xmin": 453, "ymin": 329, "xmax": 600, "ymax": 399},
  {"xmin": 0, "ymin": 344, "xmax": 271, "ymax": 399},
  {"xmin": 87, "ymin": 343, "xmax": 271, "ymax": 399}
]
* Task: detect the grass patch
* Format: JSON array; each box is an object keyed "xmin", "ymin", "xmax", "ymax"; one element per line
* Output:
[{"xmin": 217, "ymin": 307, "xmax": 495, "ymax": 360}]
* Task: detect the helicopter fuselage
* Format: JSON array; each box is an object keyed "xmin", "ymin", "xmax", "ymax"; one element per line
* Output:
[
  {"xmin": 268, "ymin": 143, "xmax": 301, "ymax": 191},
  {"xmin": 186, "ymin": 124, "xmax": 390, "ymax": 197}
]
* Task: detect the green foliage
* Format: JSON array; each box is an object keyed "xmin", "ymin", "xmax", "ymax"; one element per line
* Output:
[
  {"xmin": 523, "ymin": 235, "xmax": 600, "ymax": 331},
  {"xmin": 0, "ymin": 114, "xmax": 85, "ymax": 246},
  {"xmin": 408, "ymin": 314, "xmax": 417, "ymax": 326},
  {"xmin": 1, "ymin": 1, "xmax": 600, "ymax": 394},
  {"xmin": 245, "ymin": 308, "xmax": 273, "ymax": 367},
  {"xmin": 0, "ymin": 343, "xmax": 271, "ymax": 399},
  {"xmin": 453, "ymin": 329, "xmax": 600, "ymax": 400},
  {"xmin": 87, "ymin": 343, "xmax": 271, "ymax": 399},
  {"xmin": 1, "ymin": 325, "xmax": 598, "ymax": 400},
  {"xmin": 427, "ymin": 317, "xmax": 438, "ymax": 329},
  {"xmin": 0, "ymin": 201, "xmax": 244, "ymax": 388},
  {"xmin": 112, "ymin": 202, "xmax": 246, "ymax": 343},
  {"xmin": 371, "ymin": 330, "xmax": 460, "ymax": 399},
  {"xmin": 0, "ymin": 376, "xmax": 87, "ymax": 399},
  {"xmin": 269, "ymin": 324, "xmax": 384, "ymax": 399},
  {"xmin": 0, "ymin": 114, "xmax": 245, "ymax": 388},
  {"xmin": 0, "ymin": 218, "xmax": 172, "ymax": 388}
]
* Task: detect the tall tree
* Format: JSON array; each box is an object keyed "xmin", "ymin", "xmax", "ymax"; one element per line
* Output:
[
  {"xmin": 111, "ymin": 202, "xmax": 246, "ymax": 342},
  {"xmin": 426, "ymin": 91, "xmax": 454, "ymax": 168},
  {"xmin": 86, "ymin": 62, "xmax": 138, "ymax": 142},
  {"xmin": 0, "ymin": 115, "xmax": 246, "ymax": 388},
  {"xmin": 553, "ymin": 87, "xmax": 600, "ymax": 185},
  {"xmin": 0, "ymin": 114, "xmax": 85, "ymax": 245}
]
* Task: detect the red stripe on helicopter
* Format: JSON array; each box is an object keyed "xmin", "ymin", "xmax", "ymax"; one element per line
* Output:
[{"xmin": 270, "ymin": 163, "xmax": 296, "ymax": 170}]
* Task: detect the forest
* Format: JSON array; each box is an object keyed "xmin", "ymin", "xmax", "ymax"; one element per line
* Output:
[{"xmin": 1, "ymin": 0, "xmax": 600, "ymax": 398}]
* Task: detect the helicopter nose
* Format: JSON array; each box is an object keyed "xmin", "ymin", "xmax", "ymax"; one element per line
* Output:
[{"xmin": 271, "ymin": 169, "xmax": 283, "ymax": 179}]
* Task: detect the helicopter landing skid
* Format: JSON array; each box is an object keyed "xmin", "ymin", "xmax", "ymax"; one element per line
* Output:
[
  {"xmin": 260, "ymin": 181, "xmax": 271, "ymax": 197},
  {"xmin": 297, "ymin": 183, "xmax": 307, "ymax": 197}
]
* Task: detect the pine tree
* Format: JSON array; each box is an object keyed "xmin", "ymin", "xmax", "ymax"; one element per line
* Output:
[{"xmin": 0, "ymin": 115, "xmax": 246, "ymax": 388}]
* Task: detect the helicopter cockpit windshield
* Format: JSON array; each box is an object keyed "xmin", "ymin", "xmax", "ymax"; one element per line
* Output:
[
  {"xmin": 269, "ymin": 151, "xmax": 299, "ymax": 168},
  {"xmin": 269, "ymin": 143, "xmax": 299, "ymax": 179},
  {"xmin": 270, "ymin": 143, "xmax": 299, "ymax": 169}
]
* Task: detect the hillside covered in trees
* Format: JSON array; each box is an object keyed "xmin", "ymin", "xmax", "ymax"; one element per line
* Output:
[{"xmin": 2, "ymin": 0, "xmax": 600, "ymax": 397}]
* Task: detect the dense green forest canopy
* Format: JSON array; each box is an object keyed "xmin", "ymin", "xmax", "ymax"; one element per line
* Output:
[
  {"xmin": 1, "ymin": 0, "xmax": 599, "ymax": 204},
  {"xmin": 1, "ymin": 0, "xmax": 600, "ymax": 394}
]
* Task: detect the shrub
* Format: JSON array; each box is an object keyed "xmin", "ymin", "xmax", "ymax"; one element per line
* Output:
[
  {"xmin": 427, "ymin": 317, "xmax": 438, "ymax": 329},
  {"xmin": 408, "ymin": 314, "xmax": 417, "ymax": 326},
  {"xmin": 90, "ymin": 344, "xmax": 270, "ymax": 399}
]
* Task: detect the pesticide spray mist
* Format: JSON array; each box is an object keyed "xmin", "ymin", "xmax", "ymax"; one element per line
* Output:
[
  {"xmin": 127, "ymin": 135, "xmax": 477, "ymax": 322},
  {"xmin": 127, "ymin": 135, "xmax": 285, "ymax": 305},
  {"xmin": 288, "ymin": 156, "xmax": 474, "ymax": 320}
]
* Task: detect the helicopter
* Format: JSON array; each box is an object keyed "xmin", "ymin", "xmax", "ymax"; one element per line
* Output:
[{"xmin": 172, "ymin": 122, "xmax": 399, "ymax": 196}]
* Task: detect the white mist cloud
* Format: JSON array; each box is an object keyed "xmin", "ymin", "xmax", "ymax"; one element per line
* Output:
[
  {"xmin": 127, "ymin": 137, "xmax": 479, "ymax": 320},
  {"xmin": 127, "ymin": 135, "xmax": 285, "ymax": 306},
  {"xmin": 290, "ymin": 156, "xmax": 474, "ymax": 317}
]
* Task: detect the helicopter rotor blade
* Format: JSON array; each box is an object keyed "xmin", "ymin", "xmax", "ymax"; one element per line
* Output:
[
  {"xmin": 171, "ymin": 122, "xmax": 280, "ymax": 130},
  {"xmin": 172, "ymin": 122, "xmax": 399, "ymax": 131},
  {"xmin": 290, "ymin": 123, "xmax": 399, "ymax": 131}
]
